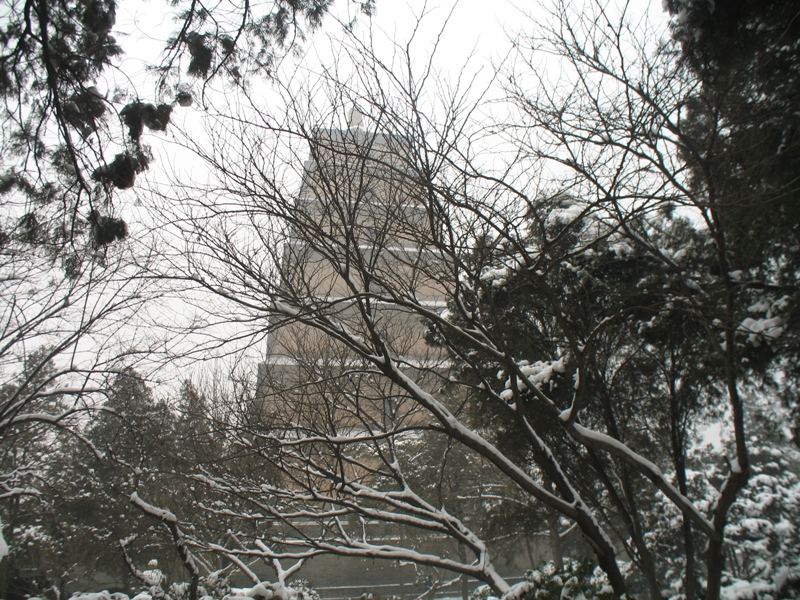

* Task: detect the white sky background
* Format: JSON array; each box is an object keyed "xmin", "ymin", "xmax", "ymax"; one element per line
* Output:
[
  {"xmin": 112, "ymin": 0, "xmax": 672, "ymax": 135},
  {"xmin": 111, "ymin": 0, "xmax": 673, "ymax": 196},
  {"xmin": 105, "ymin": 0, "xmax": 672, "ymax": 390},
  {"xmin": 114, "ymin": 0, "xmax": 527, "ymax": 79},
  {"xmin": 110, "ymin": 0, "xmax": 672, "ymax": 197}
]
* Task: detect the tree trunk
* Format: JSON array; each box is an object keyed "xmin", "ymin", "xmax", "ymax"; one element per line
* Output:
[
  {"xmin": 547, "ymin": 510, "xmax": 563, "ymax": 571},
  {"xmin": 597, "ymin": 393, "xmax": 661, "ymax": 600},
  {"xmin": 671, "ymin": 402, "xmax": 697, "ymax": 600},
  {"xmin": 189, "ymin": 573, "xmax": 199, "ymax": 600},
  {"xmin": 705, "ymin": 469, "xmax": 748, "ymax": 600},
  {"xmin": 458, "ymin": 543, "xmax": 469, "ymax": 600}
]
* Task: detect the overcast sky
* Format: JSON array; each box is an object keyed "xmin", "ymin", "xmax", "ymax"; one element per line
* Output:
[
  {"xmin": 114, "ymin": 0, "xmax": 669, "ymax": 96},
  {"xmin": 114, "ymin": 0, "xmax": 523, "ymax": 77}
]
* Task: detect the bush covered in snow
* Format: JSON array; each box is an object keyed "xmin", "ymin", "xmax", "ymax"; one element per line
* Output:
[
  {"xmin": 470, "ymin": 560, "xmax": 615, "ymax": 600},
  {"xmin": 63, "ymin": 578, "xmax": 319, "ymax": 600},
  {"xmin": 717, "ymin": 442, "xmax": 800, "ymax": 599}
]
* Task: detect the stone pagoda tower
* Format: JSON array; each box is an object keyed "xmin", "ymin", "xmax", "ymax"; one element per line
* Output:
[{"xmin": 258, "ymin": 117, "xmax": 448, "ymax": 432}]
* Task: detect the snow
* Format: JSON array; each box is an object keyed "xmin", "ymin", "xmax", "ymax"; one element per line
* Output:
[
  {"xmin": 747, "ymin": 298, "xmax": 772, "ymax": 313},
  {"xmin": 226, "ymin": 581, "xmax": 315, "ymax": 600},
  {"xmin": 497, "ymin": 358, "xmax": 568, "ymax": 400},
  {"xmin": 480, "ymin": 266, "xmax": 510, "ymax": 287},
  {"xmin": 63, "ymin": 584, "xmax": 321, "ymax": 600},
  {"xmin": 546, "ymin": 205, "xmax": 583, "ymax": 227},
  {"xmin": 610, "ymin": 242, "xmax": 632, "ymax": 257},
  {"xmin": 70, "ymin": 593, "xmax": 115, "ymax": 600},
  {"xmin": 597, "ymin": 585, "xmax": 613, "ymax": 595},
  {"xmin": 672, "ymin": 247, "xmax": 689, "ymax": 262},
  {"xmin": 774, "ymin": 295, "xmax": 791, "ymax": 310},
  {"xmin": 737, "ymin": 518, "xmax": 773, "ymax": 535},
  {"xmin": 502, "ymin": 581, "xmax": 533, "ymax": 600},
  {"xmin": 245, "ymin": 583, "xmax": 274, "ymax": 598},
  {"xmin": 741, "ymin": 295, "xmax": 790, "ymax": 345},
  {"xmin": 774, "ymin": 520, "xmax": 795, "ymax": 537},
  {"xmin": 130, "ymin": 492, "xmax": 178, "ymax": 523},
  {"xmin": 141, "ymin": 568, "xmax": 165, "ymax": 587},
  {"xmin": 517, "ymin": 358, "xmax": 566, "ymax": 387},
  {"xmin": 721, "ymin": 566, "xmax": 800, "ymax": 600},
  {"xmin": 739, "ymin": 316, "xmax": 786, "ymax": 345}
]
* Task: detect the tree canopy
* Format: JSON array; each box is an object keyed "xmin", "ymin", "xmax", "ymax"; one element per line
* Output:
[{"xmin": 0, "ymin": 0, "xmax": 374, "ymax": 257}]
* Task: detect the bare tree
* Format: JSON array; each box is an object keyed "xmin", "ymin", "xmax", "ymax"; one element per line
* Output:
[
  {"xmin": 153, "ymin": 4, "xmax": 798, "ymax": 599},
  {"xmin": 0, "ymin": 246, "xmax": 155, "ymax": 477}
]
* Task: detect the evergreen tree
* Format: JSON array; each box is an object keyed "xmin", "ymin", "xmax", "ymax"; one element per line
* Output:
[
  {"xmin": 0, "ymin": 0, "xmax": 375, "ymax": 269},
  {"xmin": 0, "ymin": 351, "xmax": 114, "ymax": 598},
  {"xmin": 84, "ymin": 368, "xmax": 183, "ymax": 580},
  {"xmin": 0, "ymin": 367, "xmax": 186, "ymax": 597},
  {"xmin": 667, "ymin": 0, "xmax": 800, "ymax": 440}
]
